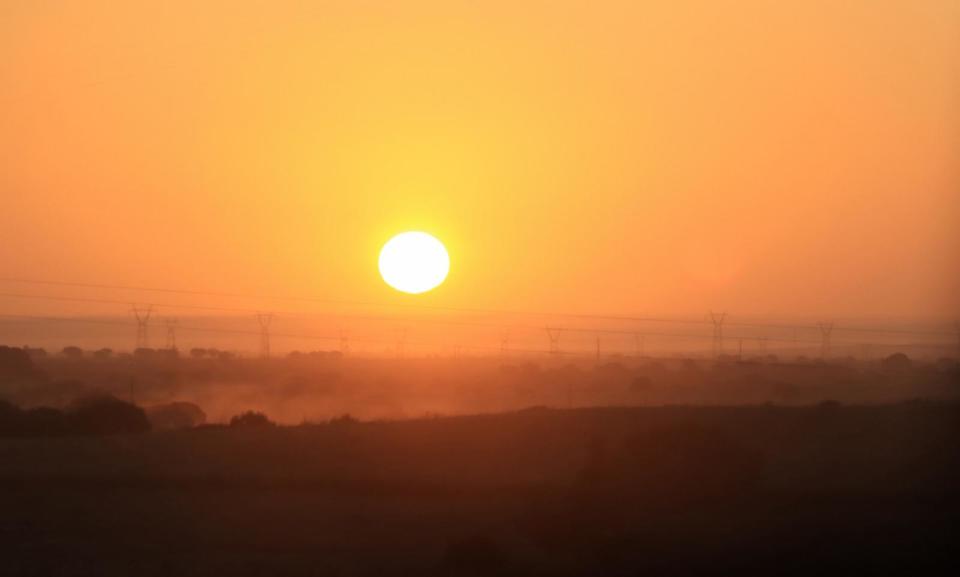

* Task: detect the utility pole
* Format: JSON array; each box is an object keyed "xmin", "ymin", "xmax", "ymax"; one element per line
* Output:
[
  {"xmin": 709, "ymin": 312, "xmax": 726, "ymax": 359},
  {"xmin": 164, "ymin": 318, "xmax": 178, "ymax": 350},
  {"xmin": 131, "ymin": 305, "xmax": 153, "ymax": 350},
  {"xmin": 257, "ymin": 313, "xmax": 273, "ymax": 358},
  {"xmin": 818, "ymin": 321, "xmax": 834, "ymax": 360},
  {"xmin": 546, "ymin": 327, "xmax": 561, "ymax": 358},
  {"xmin": 499, "ymin": 330, "xmax": 510, "ymax": 362}
]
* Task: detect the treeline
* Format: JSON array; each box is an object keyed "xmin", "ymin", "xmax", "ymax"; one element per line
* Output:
[{"xmin": 0, "ymin": 394, "xmax": 150, "ymax": 437}]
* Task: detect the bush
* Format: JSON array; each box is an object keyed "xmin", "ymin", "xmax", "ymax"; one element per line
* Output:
[
  {"xmin": 0, "ymin": 346, "xmax": 41, "ymax": 381},
  {"xmin": 146, "ymin": 402, "xmax": 207, "ymax": 430},
  {"xmin": 67, "ymin": 395, "xmax": 151, "ymax": 435},
  {"xmin": 881, "ymin": 352, "xmax": 912, "ymax": 372},
  {"xmin": 61, "ymin": 346, "xmax": 84, "ymax": 359},
  {"xmin": 229, "ymin": 411, "xmax": 275, "ymax": 428}
]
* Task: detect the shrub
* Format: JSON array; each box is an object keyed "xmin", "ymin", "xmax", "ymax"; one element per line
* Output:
[
  {"xmin": 67, "ymin": 394, "xmax": 151, "ymax": 435},
  {"xmin": 229, "ymin": 411, "xmax": 275, "ymax": 428},
  {"xmin": 146, "ymin": 402, "xmax": 207, "ymax": 430}
]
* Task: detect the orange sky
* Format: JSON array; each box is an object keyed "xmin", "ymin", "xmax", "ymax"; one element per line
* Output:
[{"xmin": 1, "ymin": 0, "xmax": 958, "ymax": 322}]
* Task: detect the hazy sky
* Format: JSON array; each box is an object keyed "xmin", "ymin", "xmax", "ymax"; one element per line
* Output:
[{"xmin": 1, "ymin": 0, "xmax": 958, "ymax": 321}]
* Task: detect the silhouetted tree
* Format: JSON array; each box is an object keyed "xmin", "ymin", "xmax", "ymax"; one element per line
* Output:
[
  {"xmin": 229, "ymin": 410, "xmax": 275, "ymax": 428},
  {"xmin": 67, "ymin": 395, "xmax": 150, "ymax": 435},
  {"xmin": 133, "ymin": 347, "xmax": 155, "ymax": 360},
  {"xmin": 92, "ymin": 348, "xmax": 113, "ymax": 360},
  {"xmin": 881, "ymin": 352, "xmax": 912, "ymax": 372},
  {"xmin": 189, "ymin": 348, "xmax": 207, "ymax": 359},
  {"xmin": 0, "ymin": 399, "xmax": 22, "ymax": 435},
  {"xmin": 21, "ymin": 406, "xmax": 70, "ymax": 436},
  {"xmin": 60, "ymin": 346, "xmax": 83, "ymax": 359},
  {"xmin": 146, "ymin": 401, "xmax": 206, "ymax": 430},
  {"xmin": 155, "ymin": 348, "xmax": 179, "ymax": 361},
  {"xmin": 17, "ymin": 379, "xmax": 86, "ymax": 408},
  {"xmin": 328, "ymin": 413, "xmax": 357, "ymax": 427},
  {"xmin": 0, "ymin": 346, "xmax": 40, "ymax": 381}
]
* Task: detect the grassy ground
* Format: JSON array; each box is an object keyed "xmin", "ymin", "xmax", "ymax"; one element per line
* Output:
[{"xmin": 1, "ymin": 403, "xmax": 957, "ymax": 576}]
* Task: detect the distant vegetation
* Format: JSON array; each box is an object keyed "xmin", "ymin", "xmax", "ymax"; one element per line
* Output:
[
  {"xmin": 229, "ymin": 410, "xmax": 275, "ymax": 428},
  {"xmin": 0, "ymin": 343, "xmax": 956, "ymax": 575},
  {"xmin": 1, "ymin": 344, "xmax": 958, "ymax": 426},
  {"xmin": 0, "ymin": 394, "xmax": 149, "ymax": 437}
]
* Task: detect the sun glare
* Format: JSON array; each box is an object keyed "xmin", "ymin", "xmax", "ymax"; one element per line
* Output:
[{"xmin": 378, "ymin": 231, "xmax": 450, "ymax": 294}]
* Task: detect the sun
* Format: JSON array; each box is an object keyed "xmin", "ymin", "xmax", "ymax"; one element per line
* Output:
[{"xmin": 378, "ymin": 231, "xmax": 450, "ymax": 294}]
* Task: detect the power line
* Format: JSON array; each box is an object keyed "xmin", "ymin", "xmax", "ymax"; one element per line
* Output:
[
  {"xmin": 0, "ymin": 312, "xmax": 571, "ymax": 357},
  {"xmin": 0, "ymin": 290, "xmax": 830, "ymax": 345},
  {"xmin": 3, "ymin": 289, "xmax": 951, "ymax": 353},
  {"xmin": 0, "ymin": 277, "xmax": 953, "ymax": 338},
  {"xmin": 2, "ymin": 311, "xmax": 954, "ymax": 359}
]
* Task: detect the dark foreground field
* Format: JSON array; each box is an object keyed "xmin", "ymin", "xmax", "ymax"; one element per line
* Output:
[{"xmin": 1, "ymin": 403, "xmax": 958, "ymax": 576}]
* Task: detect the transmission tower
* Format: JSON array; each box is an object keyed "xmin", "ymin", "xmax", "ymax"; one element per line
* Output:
[
  {"xmin": 709, "ymin": 312, "xmax": 726, "ymax": 359},
  {"xmin": 546, "ymin": 327, "xmax": 562, "ymax": 357},
  {"xmin": 131, "ymin": 305, "xmax": 153, "ymax": 350},
  {"xmin": 818, "ymin": 321, "xmax": 834, "ymax": 360},
  {"xmin": 339, "ymin": 329, "xmax": 350, "ymax": 357},
  {"xmin": 164, "ymin": 317, "xmax": 178, "ymax": 350},
  {"xmin": 257, "ymin": 313, "xmax": 273, "ymax": 358},
  {"xmin": 499, "ymin": 330, "xmax": 511, "ymax": 361}
]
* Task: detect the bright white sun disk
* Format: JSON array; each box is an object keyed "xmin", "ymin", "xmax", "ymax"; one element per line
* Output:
[{"xmin": 378, "ymin": 231, "xmax": 449, "ymax": 294}]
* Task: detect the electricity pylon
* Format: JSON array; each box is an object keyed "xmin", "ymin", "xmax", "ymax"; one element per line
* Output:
[
  {"xmin": 499, "ymin": 330, "xmax": 510, "ymax": 361},
  {"xmin": 339, "ymin": 329, "xmax": 350, "ymax": 357},
  {"xmin": 131, "ymin": 305, "xmax": 153, "ymax": 350},
  {"xmin": 257, "ymin": 313, "xmax": 273, "ymax": 358},
  {"xmin": 709, "ymin": 312, "xmax": 726, "ymax": 359},
  {"xmin": 164, "ymin": 317, "xmax": 178, "ymax": 350},
  {"xmin": 818, "ymin": 321, "xmax": 834, "ymax": 360},
  {"xmin": 546, "ymin": 327, "xmax": 562, "ymax": 357}
]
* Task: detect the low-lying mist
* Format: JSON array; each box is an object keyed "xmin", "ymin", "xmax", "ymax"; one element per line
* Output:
[{"xmin": 2, "ymin": 346, "xmax": 957, "ymax": 425}]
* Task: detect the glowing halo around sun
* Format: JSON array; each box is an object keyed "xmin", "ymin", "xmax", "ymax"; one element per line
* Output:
[{"xmin": 378, "ymin": 231, "xmax": 450, "ymax": 294}]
